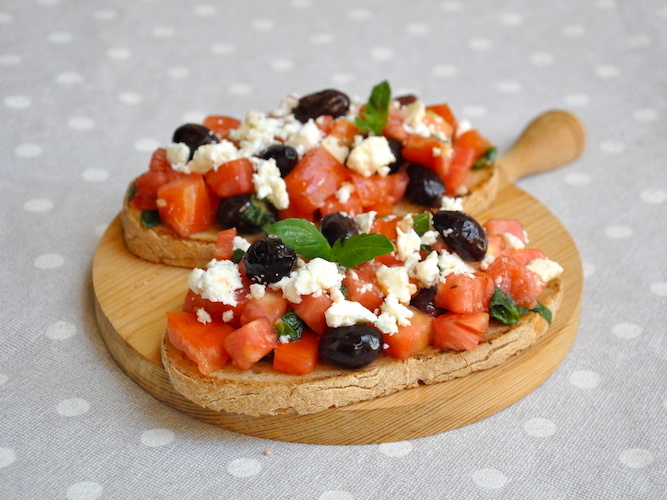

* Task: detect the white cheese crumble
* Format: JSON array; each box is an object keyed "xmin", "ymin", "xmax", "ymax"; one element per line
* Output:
[
  {"xmin": 196, "ymin": 308, "xmax": 212, "ymax": 324},
  {"xmin": 232, "ymin": 235, "xmax": 251, "ymax": 252},
  {"xmin": 325, "ymin": 299, "xmax": 378, "ymax": 328},
  {"xmin": 376, "ymin": 265, "xmax": 416, "ymax": 304},
  {"xmin": 249, "ymin": 283, "xmax": 266, "ymax": 300},
  {"xmin": 188, "ymin": 260, "xmax": 243, "ymax": 305},
  {"xmin": 438, "ymin": 250, "xmax": 475, "ymax": 278},
  {"xmin": 502, "ymin": 232, "xmax": 526, "ymax": 250},
  {"xmin": 166, "ymin": 142, "xmax": 190, "ymax": 169},
  {"xmin": 355, "ymin": 211, "xmax": 376, "ymax": 233},
  {"xmin": 526, "ymin": 258, "xmax": 563, "ymax": 283},
  {"xmin": 321, "ymin": 135, "xmax": 349, "ymax": 164},
  {"xmin": 455, "ymin": 119, "xmax": 472, "ymax": 138},
  {"xmin": 275, "ymin": 258, "xmax": 343, "ymax": 304},
  {"xmin": 285, "ymin": 119, "xmax": 323, "ymax": 155},
  {"xmin": 420, "ymin": 230, "xmax": 439, "ymax": 246},
  {"xmin": 222, "ymin": 310, "xmax": 234, "ymax": 323},
  {"xmin": 413, "ymin": 250, "xmax": 440, "ymax": 287},
  {"xmin": 399, "ymin": 100, "xmax": 426, "ymax": 129},
  {"xmin": 374, "ymin": 294, "xmax": 414, "ymax": 335},
  {"xmin": 229, "ymin": 110, "xmax": 282, "ymax": 157},
  {"xmin": 440, "ymin": 196, "xmax": 464, "ymax": 212},
  {"xmin": 187, "ymin": 141, "xmax": 239, "ymax": 174},
  {"xmin": 346, "ymin": 136, "xmax": 396, "ymax": 177},
  {"xmin": 396, "ymin": 227, "xmax": 422, "ymax": 261},
  {"xmin": 335, "ymin": 182, "xmax": 355, "ymax": 204},
  {"xmin": 252, "ymin": 157, "xmax": 289, "ymax": 209}
]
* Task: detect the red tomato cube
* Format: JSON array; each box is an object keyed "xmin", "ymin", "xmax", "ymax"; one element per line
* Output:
[
  {"xmin": 291, "ymin": 294, "xmax": 333, "ymax": 336},
  {"xmin": 205, "ymin": 158, "xmax": 255, "ymax": 198},
  {"xmin": 157, "ymin": 174, "xmax": 211, "ymax": 237},
  {"xmin": 273, "ymin": 331, "xmax": 320, "ymax": 375},
  {"xmin": 432, "ymin": 312, "xmax": 489, "ymax": 351},
  {"xmin": 435, "ymin": 272, "xmax": 494, "ymax": 313},
  {"xmin": 224, "ymin": 318, "xmax": 279, "ymax": 370},
  {"xmin": 240, "ymin": 289, "xmax": 288, "ymax": 326},
  {"xmin": 382, "ymin": 307, "xmax": 433, "ymax": 360}
]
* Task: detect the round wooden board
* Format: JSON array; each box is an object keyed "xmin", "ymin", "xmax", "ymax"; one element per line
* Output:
[{"xmin": 92, "ymin": 183, "xmax": 582, "ymax": 445}]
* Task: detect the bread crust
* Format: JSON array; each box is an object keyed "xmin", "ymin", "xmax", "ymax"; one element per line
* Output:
[
  {"xmin": 121, "ymin": 168, "xmax": 499, "ymax": 268},
  {"xmin": 161, "ymin": 277, "xmax": 562, "ymax": 417}
]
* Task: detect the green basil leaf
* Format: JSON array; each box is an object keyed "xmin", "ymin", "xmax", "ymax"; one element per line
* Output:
[
  {"xmin": 355, "ymin": 80, "xmax": 391, "ymax": 136},
  {"xmin": 231, "ymin": 248, "xmax": 245, "ymax": 264},
  {"xmin": 266, "ymin": 218, "xmax": 334, "ymax": 261},
  {"xmin": 334, "ymin": 233, "xmax": 394, "ymax": 269},
  {"xmin": 473, "ymin": 146, "xmax": 497, "ymax": 169},
  {"xmin": 489, "ymin": 287, "xmax": 521, "ymax": 325},
  {"xmin": 412, "ymin": 212, "xmax": 430, "ymax": 236},
  {"xmin": 243, "ymin": 196, "xmax": 276, "ymax": 232},
  {"xmin": 274, "ymin": 311, "xmax": 305, "ymax": 342},
  {"xmin": 141, "ymin": 210, "xmax": 161, "ymax": 229},
  {"xmin": 531, "ymin": 302, "xmax": 552, "ymax": 324}
]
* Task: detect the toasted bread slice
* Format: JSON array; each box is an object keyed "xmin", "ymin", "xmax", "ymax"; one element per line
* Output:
[
  {"xmin": 161, "ymin": 277, "xmax": 562, "ymax": 417},
  {"xmin": 122, "ymin": 167, "xmax": 498, "ymax": 269}
]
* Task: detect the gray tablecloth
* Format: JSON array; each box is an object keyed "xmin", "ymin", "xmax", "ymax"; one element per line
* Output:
[{"xmin": 2, "ymin": 1, "xmax": 665, "ymax": 498}]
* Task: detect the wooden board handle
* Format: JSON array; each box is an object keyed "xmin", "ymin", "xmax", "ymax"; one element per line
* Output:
[{"xmin": 498, "ymin": 110, "xmax": 586, "ymax": 186}]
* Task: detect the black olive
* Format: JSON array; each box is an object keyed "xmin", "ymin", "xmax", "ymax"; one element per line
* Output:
[
  {"xmin": 395, "ymin": 94, "xmax": 418, "ymax": 106},
  {"xmin": 320, "ymin": 212, "xmax": 359, "ymax": 246},
  {"xmin": 257, "ymin": 144, "xmax": 299, "ymax": 177},
  {"xmin": 293, "ymin": 89, "xmax": 350, "ymax": 123},
  {"xmin": 319, "ymin": 325, "xmax": 383, "ymax": 369},
  {"xmin": 243, "ymin": 237, "xmax": 297, "ymax": 285},
  {"xmin": 216, "ymin": 194, "xmax": 275, "ymax": 234},
  {"xmin": 405, "ymin": 164, "xmax": 446, "ymax": 207},
  {"xmin": 172, "ymin": 123, "xmax": 219, "ymax": 160},
  {"xmin": 410, "ymin": 287, "xmax": 445, "ymax": 317},
  {"xmin": 432, "ymin": 211, "xmax": 487, "ymax": 262},
  {"xmin": 386, "ymin": 137, "xmax": 406, "ymax": 173}
]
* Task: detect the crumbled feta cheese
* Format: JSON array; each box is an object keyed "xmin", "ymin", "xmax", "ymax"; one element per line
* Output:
[
  {"xmin": 376, "ymin": 265, "xmax": 416, "ymax": 304},
  {"xmin": 285, "ymin": 119, "xmax": 323, "ymax": 155},
  {"xmin": 413, "ymin": 251, "xmax": 440, "ymax": 287},
  {"xmin": 272, "ymin": 95, "xmax": 299, "ymax": 117},
  {"xmin": 166, "ymin": 142, "xmax": 190, "ymax": 169},
  {"xmin": 438, "ymin": 250, "xmax": 475, "ymax": 277},
  {"xmin": 188, "ymin": 141, "xmax": 238, "ymax": 174},
  {"xmin": 276, "ymin": 258, "xmax": 343, "ymax": 303},
  {"xmin": 325, "ymin": 299, "xmax": 377, "ymax": 328},
  {"xmin": 279, "ymin": 334, "xmax": 291, "ymax": 344},
  {"xmin": 222, "ymin": 310, "xmax": 234, "ymax": 323},
  {"xmin": 455, "ymin": 119, "xmax": 472, "ymax": 138},
  {"xmin": 232, "ymin": 236, "xmax": 251, "ymax": 252},
  {"xmin": 252, "ymin": 157, "xmax": 289, "ymax": 209},
  {"xmin": 526, "ymin": 258, "xmax": 563, "ymax": 283},
  {"xmin": 249, "ymin": 283, "xmax": 266, "ymax": 300},
  {"xmin": 374, "ymin": 294, "xmax": 414, "ymax": 334},
  {"xmin": 346, "ymin": 136, "xmax": 396, "ymax": 177},
  {"xmin": 420, "ymin": 230, "xmax": 438, "ymax": 246},
  {"xmin": 440, "ymin": 196, "xmax": 464, "ymax": 211},
  {"xmin": 229, "ymin": 111, "xmax": 282, "ymax": 157},
  {"xmin": 355, "ymin": 211, "xmax": 376, "ymax": 233},
  {"xmin": 335, "ymin": 182, "xmax": 355, "ymax": 203},
  {"xmin": 396, "ymin": 227, "xmax": 422, "ymax": 261},
  {"xmin": 188, "ymin": 260, "xmax": 244, "ymax": 305},
  {"xmin": 321, "ymin": 135, "xmax": 350, "ymax": 164},
  {"xmin": 399, "ymin": 100, "xmax": 426, "ymax": 129},
  {"xmin": 196, "ymin": 308, "xmax": 212, "ymax": 324},
  {"xmin": 396, "ymin": 214, "xmax": 414, "ymax": 233},
  {"xmin": 502, "ymin": 232, "xmax": 526, "ymax": 250}
]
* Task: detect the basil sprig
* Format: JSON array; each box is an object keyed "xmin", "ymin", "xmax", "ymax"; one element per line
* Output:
[
  {"xmin": 274, "ymin": 311, "xmax": 306, "ymax": 342},
  {"xmin": 473, "ymin": 146, "xmax": 497, "ymax": 169},
  {"xmin": 267, "ymin": 218, "xmax": 393, "ymax": 268},
  {"xmin": 489, "ymin": 288, "xmax": 552, "ymax": 325},
  {"xmin": 355, "ymin": 80, "xmax": 391, "ymax": 136},
  {"xmin": 412, "ymin": 212, "xmax": 430, "ymax": 236},
  {"xmin": 141, "ymin": 209, "xmax": 161, "ymax": 229}
]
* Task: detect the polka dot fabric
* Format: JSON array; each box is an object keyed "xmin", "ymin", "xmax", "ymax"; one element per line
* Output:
[{"xmin": 1, "ymin": 0, "xmax": 664, "ymax": 498}]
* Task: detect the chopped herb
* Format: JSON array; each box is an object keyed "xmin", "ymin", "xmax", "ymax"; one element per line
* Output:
[
  {"xmin": 412, "ymin": 212, "xmax": 430, "ymax": 236},
  {"xmin": 473, "ymin": 146, "xmax": 497, "ymax": 169},
  {"xmin": 490, "ymin": 288, "xmax": 553, "ymax": 325},
  {"xmin": 340, "ymin": 284, "xmax": 348, "ymax": 299},
  {"xmin": 141, "ymin": 210, "xmax": 161, "ymax": 229},
  {"xmin": 243, "ymin": 196, "xmax": 276, "ymax": 232},
  {"xmin": 274, "ymin": 311, "xmax": 305, "ymax": 342},
  {"xmin": 266, "ymin": 218, "xmax": 393, "ymax": 268},
  {"xmin": 531, "ymin": 302, "xmax": 553, "ymax": 324},
  {"xmin": 355, "ymin": 80, "xmax": 391, "ymax": 136},
  {"xmin": 231, "ymin": 248, "xmax": 245, "ymax": 264}
]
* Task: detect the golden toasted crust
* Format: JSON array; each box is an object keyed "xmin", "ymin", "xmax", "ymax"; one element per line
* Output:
[{"xmin": 161, "ymin": 277, "xmax": 562, "ymax": 416}]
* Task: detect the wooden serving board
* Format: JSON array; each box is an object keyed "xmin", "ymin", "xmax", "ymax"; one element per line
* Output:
[{"xmin": 92, "ymin": 111, "xmax": 585, "ymax": 445}]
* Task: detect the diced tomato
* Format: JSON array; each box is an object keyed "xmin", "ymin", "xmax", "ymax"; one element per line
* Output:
[
  {"xmin": 291, "ymin": 294, "xmax": 333, "ymax": 336},
  {"xmin": 131, "ymin": 170, "xmax": 175, "ymax": 210},
  {"xmin": 435, "ymin": 272, "xmax": 494, "ymax": 313},
  {"xmin": 183, "ymin": 288, "xmax": 249, "ymax": 328},
  {"xmin": 485, "ymin": 255, "xmax": 546, "ymax": 308},
  {"xmin": 316, "ymin": 115, "xmax": 334, "ymax": 135},
  {"xmin": 240, "ymin": 288, "xmax": 288, "ymax": 326},
  {"xmin": 369, "ymin": 216, "xmax": 399, "ymax": 240},
  {"xmin": 277, "ymin": 203, "xmax": 317, "ymax": 223},
  {"xmin": 382, "ymin": 308, "xmax": 433, "ymax": 360},
  {"xmin": 157, "ymin": 174, "xmax": 211, "ymax": 237},
  {"xmin": 273, "ymin": 331, "xmax": 320, "ymax": 375},
  {"xmin": 483, "ymin": 218, "xmax": 528, "ymax": 244},
  {"xmin": 166, "ymin": 311, "xmax": 234, "ymax": 375},
  {"xmin": 214, "ymin": 228, "xmax": 237, "ymax": 261},
  {"xmin": 382, "ymin": 109, "xmax": 409, "ymax": 143},
  {"xmin": 510, "ymin": 248, "xmax": 546, "ymax": 266},
  {"xmin": 426, "ymin": 104, "xmax": 457, "ymax": 129},
  {"xmin": 374, "ymin": 251, "xmax": 404, "ymax": 268},
  {"xmin": 456, "ymin": 129, "xmax": 493, "ymax": 159},
  {"xmin": 343, "ymin": 267, "xmax": 383, "ymax": 312},
  {"xmin": 320, "ymin": 191, "xmax": 364, "ymax": 217},
  {"xmin": 329, "ymin": 118, "xmax": 359, "ymax": 146},
  {"xmin": 349, "ymin": 171, "xmax": 408, "ymax": 209},
  {"xmin": 148, "ymin": 148, "xmax": 172, "ymax": 172},
  {"xmin": 204, "ymin": 158, "xmax": 255, "ymax": 198},
  {"xmin": 441, "ymin": 142, "xmax": 475, "ymax": 194},
  {"xmin": 423, "ymin": 111, "xmax": 454, "ymax": 140},
  {"xmin": 402, "ymin": 134, "xmax": 449, "ymax": 170},
  {"xmin": 224, "ymin": 318, "xmax": 279, "ymax": 370},
  {"xmin": 203, "ymin": 115, "xmax": 241, "ymax": 140},
  {"xmin": 284, "ymin": 146, "xmax": 349, "ymax": 213},
  {"xmin": 432, "ymin": 312, "xmax": 489, "ymax": 351}
]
